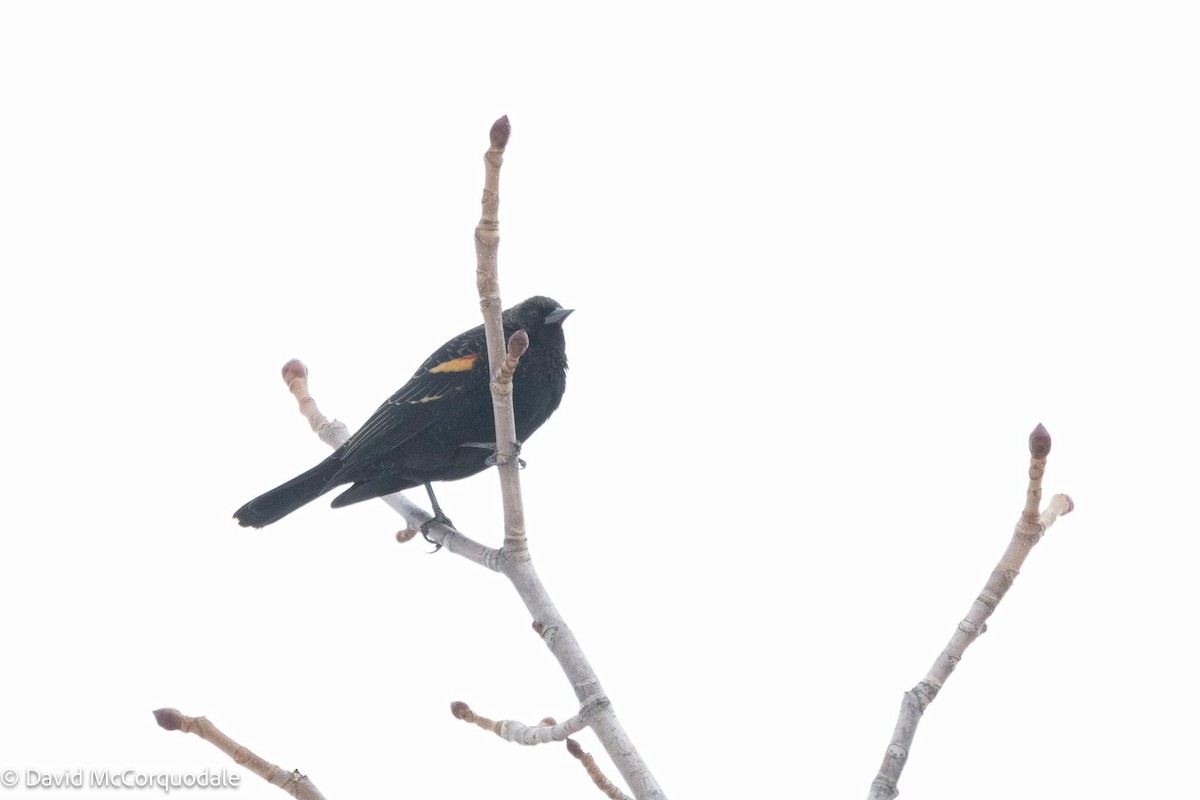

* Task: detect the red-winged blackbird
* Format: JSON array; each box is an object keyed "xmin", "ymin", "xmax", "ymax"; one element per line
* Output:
[{"xmin": 234, "ymin": 296, "xmax": 571, "ymax": 528}]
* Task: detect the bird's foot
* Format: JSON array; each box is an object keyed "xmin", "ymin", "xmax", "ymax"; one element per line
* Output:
[
  {"xmin": 464, "ymin": 440, "xmax": 525, "ymax": 468},
  {"xmin": 421, "ymin": 483, "xmax": 455, "ymax": 552},
  {"xmin": 419, "ymin": 513, "xmax": 453, "ymax": 552}
]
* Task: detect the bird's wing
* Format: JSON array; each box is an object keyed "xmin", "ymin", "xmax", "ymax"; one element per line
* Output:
[{"xmin": 334, "ymin": 323, "xmax": 491, "ymax": 466}]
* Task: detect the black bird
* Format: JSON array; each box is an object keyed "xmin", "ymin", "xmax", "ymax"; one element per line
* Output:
[{"xmin": 234, "ymin": 296, "xmax": 571, "ymax": 528}]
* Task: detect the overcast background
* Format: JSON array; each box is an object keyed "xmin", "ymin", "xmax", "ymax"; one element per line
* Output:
[{"xmin": 2, "ymin": 3, "xmax": 1197, "ymax": 798}]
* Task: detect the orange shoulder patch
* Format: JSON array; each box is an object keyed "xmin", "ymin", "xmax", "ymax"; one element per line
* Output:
[{"xmin": 428, "ymin": 353, "xmax": 480, "ymax": 374}]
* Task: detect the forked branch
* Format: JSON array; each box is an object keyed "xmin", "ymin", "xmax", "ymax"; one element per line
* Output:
[
  {"xmin": 867, "ymin": 423, "xmax": 1074, "ymax": 799},
  {"xmin": 197, "ymin": 117, "xmax": 664, "ymax": 800},
  {"xmin": 466, "ymin": 114, "xmax": 664, "ymax": 800}
]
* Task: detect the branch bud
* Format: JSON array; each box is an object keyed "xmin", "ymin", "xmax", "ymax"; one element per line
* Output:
[
  {"xmin": 490, "ymin": 115, "xmax": 511, "ymax": 149},
  {"xmin": 1028, "ymin": 423, "xmax": 1051, "ymax": 458},
  {"xmin": 281, "ymin": 359, "xmax": 307, "ymax": 384},
  {"xmin": 507, "ymin": 329, "xmax": 529, "ymax": 359},
  {"xmin": 152, "ymin": 708, "xmax": 184, "ymax": 731}
]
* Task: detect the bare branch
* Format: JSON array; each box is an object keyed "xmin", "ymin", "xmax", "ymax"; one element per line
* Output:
[
  {"xmin": 233, "ymin": 118, "xmax": 665, "ymax": 799},
  {"xmin": 281, "ymin": 359, "xmax": 348, "ymax": 449},
  {"xmin": 153, "ymin": 708, "xmax": 327, "ymax": 800},
  {"xmin": 567, "ymin": 738, "xmax": 634, "ymax": 800},
  {"xmin": 867, "ymin": 424, "xmax": 1075, "ymax": 799},
  {"xmin": 470, "ymin": 117, "xmax": 666, "ymax": 800},
  {"xmin": 449, "ymin": 701, "xmax": 586, "ymax": 744},
  {"xmin": 474, "ymin": 114, "xmax": 527, "ymax": 547}
]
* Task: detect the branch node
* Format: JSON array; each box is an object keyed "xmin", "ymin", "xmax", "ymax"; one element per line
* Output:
[
  {"xmin": 911, "ymin": 680, "xmax": 940, "ymax": 708},
  {"xmin": 578, "ymin": 693, "xmax": 612, "ymax": 723}
]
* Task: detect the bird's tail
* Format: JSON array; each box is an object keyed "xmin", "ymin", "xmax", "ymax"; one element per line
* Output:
[{"xmin": 233, "ymin": 457, "xmax": 342, "ymax": 528}]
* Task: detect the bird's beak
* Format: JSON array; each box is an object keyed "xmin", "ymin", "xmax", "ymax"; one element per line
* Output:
[{"xmin": 545, "ymin": 308, "xmax": 574, "ymax": 325}]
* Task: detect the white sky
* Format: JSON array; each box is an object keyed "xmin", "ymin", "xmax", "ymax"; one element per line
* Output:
[{"xmin": 2, "ymin": 3, "xmax": 1197, "ymax": 798}]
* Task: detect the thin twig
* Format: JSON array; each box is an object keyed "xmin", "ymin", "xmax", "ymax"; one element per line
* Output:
[
  {"xmin": 567, "ymin": 738, "xmax": 634, "ymax": 800},
  {"xmin": 152, "ymin": 708, "xmax": 327, "ymax": 800},
  {"xmin": 475, "ymin": 115, "xmax": 528, "ymax": 549},
  {"xmin": 449, "ymin": 701, "xmax": 587, "ymax": 744},
  {"xmin": 867, "ymin": 423, "xmax": 1074, "ymax": 799}
]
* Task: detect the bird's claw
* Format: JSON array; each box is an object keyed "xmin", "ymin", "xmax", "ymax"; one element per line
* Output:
[
  {"xmin": 475, "ymin": 440, "xmax": 524, "ymax": 468},
  {"xmin": 485, "ymin": 453, "xmax": 526, "ymax": 469},
  {"xmin": 419, "ymin": 512, "xmax": 453, "ymax": 552},
  {"xmin": 421, "ymin": 482, "xmax": 455, "ymax": 553}
]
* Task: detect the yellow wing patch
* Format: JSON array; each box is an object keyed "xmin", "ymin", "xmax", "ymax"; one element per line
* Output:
[
  {"xmin": 428, "ymin": 354, "xmax": 480, "ymax": 374},
  {"xmin": 409, "ymin": 393, "xmax": 444, "ymax": 404}
]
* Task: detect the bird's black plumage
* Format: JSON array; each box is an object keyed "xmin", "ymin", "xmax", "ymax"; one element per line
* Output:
[{"xmin": 234, "ymin": 296, "xmax": 570, "ymax": 528}]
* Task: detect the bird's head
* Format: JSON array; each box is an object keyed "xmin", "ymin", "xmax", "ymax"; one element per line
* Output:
[{"xmin": 504, "ymin": 296, "xmax": 573, "ymax": 339}]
